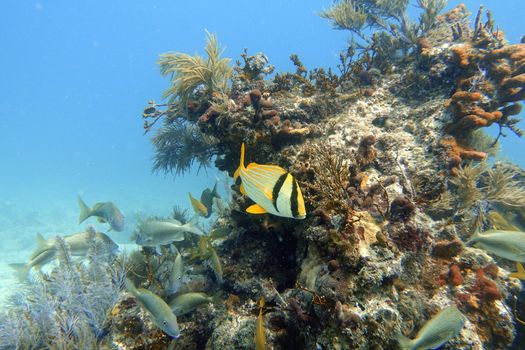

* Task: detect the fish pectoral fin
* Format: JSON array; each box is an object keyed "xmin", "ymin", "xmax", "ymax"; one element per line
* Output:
[
  {"xmin": 97, "ymin": 217, "xmax": 106, "ymax": 223},
  {"xmin": 436, "ymin": 330, "xmax": 456, "ymax": 342},
  {"xmin": 246, "ymin": 204, "xmax": 267, "ymax": 215},
  {"xmin": 239, "ymin": 183, "xmax": 247, "ymax": 195}
]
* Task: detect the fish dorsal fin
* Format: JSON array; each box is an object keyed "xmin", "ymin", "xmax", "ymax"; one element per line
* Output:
[
  {"xmin": 36, "ymin": 233, "xmax": 48, "ymax": 250},
  {"xmin": 234, "ymin": 143, "xmax": 246, "ymax": 182},
  {"xmin": 246, "ymin": 163, "xmax": 285, "ymax": 173},
  {"xmin": 166, "ymin": 218, "xmax": 183, "ymax": 225},
  {"xmin": 211, "ymin": 182, "xmax": 219, "ymax": 198},
  {"xmin": 246, "ymin": 204, "xmax": 268, "ymax": 215}
]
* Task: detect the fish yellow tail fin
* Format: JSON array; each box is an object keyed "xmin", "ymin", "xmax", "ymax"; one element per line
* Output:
[
  {"xmin": 9, "ymin": 263, "xmax": 30, "ymax": 282},
  {"xmin": 78, "ymin": 196, "xmax": 92, "ymax": 224},
  {"xmin": 233, "ymin": 143, "xmax": 245, "ymax": 181},
  {"xmin": 510, "ymin": 262, "xmax": 525, "ymax": 280}
]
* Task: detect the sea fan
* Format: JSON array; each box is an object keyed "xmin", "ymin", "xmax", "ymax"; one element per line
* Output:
[{"xmin": 0, "ymin": 234, "xmax": 127, "ymax": 349}]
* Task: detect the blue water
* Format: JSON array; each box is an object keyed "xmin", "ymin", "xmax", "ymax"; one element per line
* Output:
[{"xmin": 0, "ymin": 0, "xmax": 524, "ymax": 304}]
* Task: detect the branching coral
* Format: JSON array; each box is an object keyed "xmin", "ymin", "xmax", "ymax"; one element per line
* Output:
[
  {"xmin": 301, "ymin": 144, "xmax": 352, "ymax": 224},
  {"xmin": 449, "ymin": 162, "xmax": 525, "ymax": 235},
  {"xmin": 233, "ymin": 49, "xmax": 275, "ymax": 82},
  {"xmin": 449, "ymin": 162, "xmax": 485, "ymax": 210},
  {"xmin": 482, "ymin": 163, "xmax": 525, "ymax": 208},
  {"xmin": 319, "ymin": 0, "xmax": 448, "ymax": 66},
  {"xmin": 158, "ymin": 31, "xmax": 233, "ymax": 114},
  {"xmin": 151, "ymin": 120, "xmax": 218, "ymax": 175}
]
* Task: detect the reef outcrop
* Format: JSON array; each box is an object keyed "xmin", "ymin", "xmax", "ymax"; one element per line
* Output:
[{"xmin": 135, "ymin": 4, "xmax": 525, "ymax": 350}]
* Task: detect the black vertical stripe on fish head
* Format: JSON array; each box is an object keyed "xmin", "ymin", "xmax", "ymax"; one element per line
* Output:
[
  {"xmin": 272, "ymin": 173, "xmax": 289, "ymax": 212},
  {"xmin": 291, "ymin": 177, "xmax": 299, "ymax": 218}
]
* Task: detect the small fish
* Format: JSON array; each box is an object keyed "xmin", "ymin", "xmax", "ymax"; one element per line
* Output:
[
  {"xmin": 189, "ymin": 192, "xmax": 208, "ymax": 217},
  {"xmin": 169, "ymin": 247, "xmax": 184, "ymax": 293},
  {"xmin": 124, "ymin": 278, "xmax": 180, "ymax": 338},
  {"xmin": 169, "ymin": 292, "xmax": 213, "ymax": 316},
  {"xmin": 200, "ymin": 182, "xmax": 221, "ymax": 217},
  {"xmin": 255, "ymin": 296, "xmax": 266, "ymax": 350},
  {"xmin": 466, "ymin": 229, "xmax": 525, "ymax": 262},
  {"xmin": 188, "ymin": 189, "xmax": 212, "ymax": 218},
  {"xmin": 78, "ymin": 196, "xmax": 125, "ymax": 231},
  {"xmin": 10, "ymin": 231, "xmax": 118, "ymax": 281},
  {"xmin": 135, "ymin": 219, "xmax": 204, "ymax": 247},
  {"xmin": 509, "ymin": 262, "xmax": 525, "ymax": 280},
  {"xmin": 233, "ymin": 143, "xmax": 306, "ymax": 219},
  {"xmin": 396, "ymin": 305, "xmax": 466, "ymax": 350},
  {"xmin": 208, "ymin": 245, "xmax": 223, "ymax": 284},
  {"xmin": 209, "ymin": 226, "xmax": 230, "ymax": 240}
]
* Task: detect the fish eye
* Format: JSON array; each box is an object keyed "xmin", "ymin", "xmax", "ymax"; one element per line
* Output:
[{"xmin": 163, "ymin": 320, "xmax": 167, "ymax": 325}]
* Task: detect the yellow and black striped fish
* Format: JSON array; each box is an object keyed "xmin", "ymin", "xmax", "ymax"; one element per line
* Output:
[{"xmin": 233, "ymin": 143, "xmax": 306, "ymax": 219}]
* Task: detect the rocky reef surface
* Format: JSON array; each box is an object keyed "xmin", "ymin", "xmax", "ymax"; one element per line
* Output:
[{"xmin": 133, "ymin": 4, "xmax": 525, "ymax": 349}]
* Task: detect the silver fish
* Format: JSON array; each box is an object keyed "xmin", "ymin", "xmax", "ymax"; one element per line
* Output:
[
  {"xmin": 135, "ymin": 219, "xmax": 204, "ymax": 247},
  {"xmin": 397, "ymin": 305, "xmax": 466, "ymax": 350},
  {"xmin": 125, "ymin": 278, "xmax": 180, "ymax": 338},
  {"xmin": 169, "ymin": 292, "xmax": 213, "ymax": 316},
  {"xmin": 208, "ymin": 246, "xmax": 223, "ymax": 284},
  {"xmin": 169, "ymin": 247, "xmax": 184, "ymax": 294},
  {"xmin": 78, "ymin": 196, "xmax": 125, "ymax": 231},
  {"xmin": 467, "ymin": 229, "xmax": 525, "ymax": 262},
  {"xmin": 10, "ymin": 231, "xmax": 118, "ymax": 281}
]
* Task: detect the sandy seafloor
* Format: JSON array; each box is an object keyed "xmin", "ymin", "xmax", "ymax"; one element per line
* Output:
[{"xmin": 0, "ymin": 170, "xmax": 219, "ymax": 308}]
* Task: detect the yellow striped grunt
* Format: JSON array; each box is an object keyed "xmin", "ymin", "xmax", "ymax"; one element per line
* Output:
[{"xmin": 233, "ymin": 143, "xmax": 306, "ymax": 219}]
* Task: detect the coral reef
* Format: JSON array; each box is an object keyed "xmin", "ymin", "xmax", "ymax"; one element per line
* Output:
[
  {"xmin": 5, "ymin": 2, "xmax": 525, "ymax": 350},
  {"xmin": 441, "ymin": 6, "xmax": 524, "ymax": 171},
  {"xmin": 133, "ymin": 5, "xmax": 524, "ymax": 347}
]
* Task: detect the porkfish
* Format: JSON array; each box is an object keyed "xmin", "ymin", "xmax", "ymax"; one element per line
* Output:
[
  {"xmin": 397, "ymin": 305, "xmax": 466, "ymax": 350},
  {"xmin": 233, "ymin": 143, "xmax": 306, "ymax": 219},
  {"xmin": 466, "ymin": 229, "xmax": 525, "ymax": 262}
]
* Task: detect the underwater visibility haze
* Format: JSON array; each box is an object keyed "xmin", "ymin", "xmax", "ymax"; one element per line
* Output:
[{"xmin": 2, "ymin": 0, "xmax": 525, "ymax": 349}]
